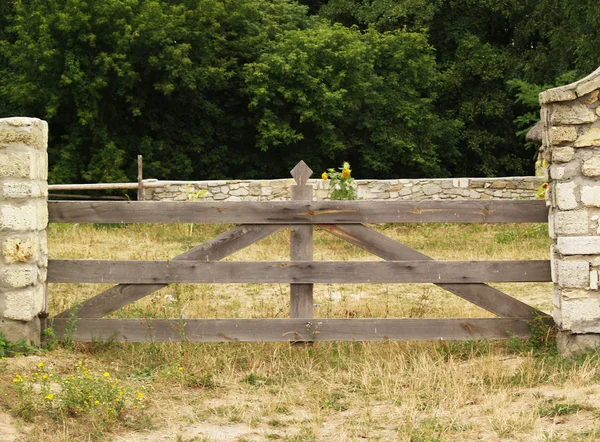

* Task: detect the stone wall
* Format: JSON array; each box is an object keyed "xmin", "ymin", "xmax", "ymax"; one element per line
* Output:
[
  {"xmin": 540, "ymin": 66, "xmax": 600, "ymax": 354},
  {"xmin": 0, "ymin": 118, "xmax": 48, "ymax": 345},
  {"xmin": 146, "ymin": 176, "xmax": 543, "ymax": 202}
]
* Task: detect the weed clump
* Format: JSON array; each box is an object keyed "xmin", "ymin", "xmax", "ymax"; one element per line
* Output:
[{"xmin": 11, "ymin": 360, "xmax": 148, "ymax": 433}]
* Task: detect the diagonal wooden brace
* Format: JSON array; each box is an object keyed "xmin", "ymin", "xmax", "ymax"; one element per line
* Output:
[
  {"xmin": 54, "ymin": 224, "xmax": 284, "ymax": 319},
  {"xmin": 319, "ymin": 224, "xmax": 549, "ymax": 319}
]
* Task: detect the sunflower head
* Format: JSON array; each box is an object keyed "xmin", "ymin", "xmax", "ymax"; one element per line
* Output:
[{"xmin": 321, "ymin": 171, "xmax": 328, "ymax": 180}]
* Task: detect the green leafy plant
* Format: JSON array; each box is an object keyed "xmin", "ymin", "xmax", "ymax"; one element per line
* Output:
[
  {"xmin": 322, "ymin": 162, "xmax": 357, "ymax": 200},
  {"xmin": 11, "ymin": 361, "xmax": 147, "ymax": 428},
  {"xmin": 507, "ymin": 313, "xmax": 557, "ymax": 356}
]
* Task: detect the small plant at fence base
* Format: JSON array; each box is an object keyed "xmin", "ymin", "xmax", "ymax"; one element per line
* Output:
[
  {"xmin": 322, "ymin": 162, "xmax": 357, "ymax": 200},
  {"xmin": 11, "ymin": 361, "xmax": 147, "ymax": 428}
]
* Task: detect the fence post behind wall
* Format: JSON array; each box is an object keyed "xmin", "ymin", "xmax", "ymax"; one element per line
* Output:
[
  {"xmin": 0, "ymin": 118, "xmax": 48, "ymax": 345},
  {"xmin": 290, "ymin": 161, "xmax": 314, "ymax": 319},
  {"xmin": 540, "ymin": 67, "xmax": 600, "ymax": 355}
]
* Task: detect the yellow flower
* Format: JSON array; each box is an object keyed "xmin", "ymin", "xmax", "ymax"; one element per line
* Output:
[
  {"xmin": 37, "ymin": 362, "xmax": 44, "ymax": 368},
  {"xmin": 321, "ymin": 172, "xmax": 328, "ymax": 180},
  {"xmin": 542, "ymin": 159, "xmax": 547, "ymax": 167},
  {"xmin": 94, "ymin": 400, "xmax": 99, "ymax": 406},
  {"xmin": 541, "ymin": 183, "xmax": 549, "ymax": 190},
  {"xmin": 137, "ymin": 392, "xmax": 144, "ymax": 399},
  {"xmin": 104, "ymin": 372, "xmax": 110, "ymax": 378},
  {"xmin": 178, "ymin": 367, "xmax": 183, "ymax": 371},
  {"xmin": 341, "ymin": 169, "xmax": 351, "ymax": 178},
  {"xmin": 45, "ymin": 394, "xmax": 54, "ymax": 400},
  {"xmin": 42, "ymin": 374, "xmax": 48, "ymax": 379}
]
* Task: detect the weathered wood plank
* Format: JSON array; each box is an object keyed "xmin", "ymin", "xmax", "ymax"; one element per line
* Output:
[
  {"xmin": 53, "ymin": 224, "xmax": 284, "ymax": 319},
  {"xmin": 137, "ymin": 155, "xmax": 144, "ymax": 201},
  {"xmin": 48, "ymin": 260, "xmax": 552, "ymax": 284},
  {"xmin": 319, "ymin": 224, "xmax": 548, "ymax": 318},
  {"xmin": 290, "ymin": 172, "xmax": 314, "ymax": 319},
  {"xmin": 48, "ymin": 200, "xmax": 548, "ymax": 224},
  {"xmin": 49, "ymin": 317, "xmax": 534, "ymax": 342},
  {"xmin": 48, "ymin": 182, "xmax": 164, "ymax": 191}
]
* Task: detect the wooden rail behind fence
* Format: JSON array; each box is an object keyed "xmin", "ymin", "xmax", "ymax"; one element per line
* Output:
[{"xmin": 46, "ymin": 161, "xmax": 552, "ymax": 344}]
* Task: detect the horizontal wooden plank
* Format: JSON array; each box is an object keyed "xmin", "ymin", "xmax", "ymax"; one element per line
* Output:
[
  {"xmin": 48, "ymin": 200, "xmax": 548, "ymax": 224},
  {"xmin": 48, "ymin": 259, "xmax": 551, "ymax": 284},
  {"xmin": 48, "ymin": 181, "xmax": 165, "ymax": 190},
  {"xmin": 49, "ymin": 318, "xmax": 534, "ymax": 342}
]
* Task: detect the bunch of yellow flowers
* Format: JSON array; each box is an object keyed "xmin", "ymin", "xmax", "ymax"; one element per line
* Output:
[{"xmin": 322, "ymin": 162, "xmax": 356, "ymax": 200}]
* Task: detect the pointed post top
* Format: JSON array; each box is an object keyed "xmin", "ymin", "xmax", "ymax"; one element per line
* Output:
[{"xmin": 290, "ymin": 160, "xmax": 313, "ymax": 186}]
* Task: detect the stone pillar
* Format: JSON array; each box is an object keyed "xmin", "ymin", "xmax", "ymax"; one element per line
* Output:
[
  {"xmin": 0, "ymin": 118, "xmax": 48, "ymax": 345},
  {"xmin": 540, "ymin": 67, "xmax": 600, "ymax": 354}
]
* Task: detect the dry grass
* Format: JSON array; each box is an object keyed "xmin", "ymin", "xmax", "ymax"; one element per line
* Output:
[{"xmin": 1, "ymin": 222, "xmax": 600, "ymax": 441}]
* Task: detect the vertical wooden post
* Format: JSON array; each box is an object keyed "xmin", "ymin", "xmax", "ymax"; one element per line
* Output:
[
  {"xmin": 137, "ymin": 155, "xmax": 145, "ymax": 201},
  {"xmin": 290, "ymin": 161, "xmax": 314, "ymax": 319}
]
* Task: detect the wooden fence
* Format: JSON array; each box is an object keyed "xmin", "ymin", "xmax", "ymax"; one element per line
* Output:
[{"xmin": 46, "ymin": 161, "xmax": 552, "ymax": 343}]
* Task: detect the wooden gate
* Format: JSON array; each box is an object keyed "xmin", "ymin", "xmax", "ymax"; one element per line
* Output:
[{"xmin": 46, "ymin": 162, "xmax": 552, "ymax": 343}]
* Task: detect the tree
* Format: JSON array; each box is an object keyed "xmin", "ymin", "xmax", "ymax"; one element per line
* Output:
[
  {"xmin": 0, "ymin": 0, "xmax": 311, "ymax": 182},
  {"xmin": 244, "ymin": 22, "xmax": 458, "ymax": 178}
]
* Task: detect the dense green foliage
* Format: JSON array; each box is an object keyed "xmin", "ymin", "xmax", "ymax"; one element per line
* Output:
[{"xmin": 1, "ymin": 0, "xmax": 599, "ymax": 182}]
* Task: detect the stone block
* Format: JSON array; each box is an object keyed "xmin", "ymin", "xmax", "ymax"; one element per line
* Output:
[
  {"xmin": 0, "ymin": 317, "xmax": 40, "ymax": 346},
  {"xmin": 387, "ymin": 184, "xmax": 404, "ymax": 192},
  {"xmin": 423, "ymin": 184, "xmax": 441, "ymax": 196},
  {"xmin": 556, "ymin": 181, "xmax": 579, "ymax": 210},
  {"xmin": 552, "ymin": 146, "xmax": 575, "ymax": 163},
  {"xmin": 557, "ymin": 236, "xmax": 600, "ymax": 255},
  {"xmin": 230, "ymin": 188, "xmax": 249, "ymax": 196},
  {"xmin": 2, "ymin": 235, "xmax": 37, "ymax": 264},
  {"xmin": 581, "ymin": 185, "xmax": 600, "ymax": 207},
  {"xmin": 574, "ymin": 128, "xmax": 600, "ymax": 147},
  {"xmin": 583, "ymin": 156, "xmax": 600, "ymax": 176},
  {"xmin": 561, "ymin": 298, "xmax": 600, "ymax": 332},
  {"xmin": 575, "ymin": 74, "xmax": 600, "ymax": 97},
  {"xmin": 0, "ymin": 153, "xmax": 36, "ymax": 178},
  {"xmin": 549, "ymin": 126, "xmax": 578, "ymax": 144},
  {"xmin": 490, "ymin": 181, "xmax": 507, "ymax": 189},
  {"xmin": 553, "ymin": 210, "xmax": 589, "ymax": 235},
  {"xmin": 539, "ymin": 88, "xmax": 577, "ymax": 104},
  {"xmin": 0, "ymin": 203, "xmax": 42, "ymax": 231},
  {"xmin": 551, "ymin": 102, "xmax": 597, "ymax": 124},
  {"xmin": 591, "ymin": 270, "xmax": 599, "ymax": 290},
  {"xmin": 0, "ymin": 266, "xmax": 36, "ymax": 288},
  {"xmin": 557, "ymin": 331, "xmax": 600, "ymax": 356},
  {"xmin": 0, "ymin": 118, "xmax": 48, "ymax": 150},
  {"xmin": 3, "ymin": 284, "xmax": 45, "ymax": 321},
  {"xmin": 0, "ymin": 182, "xmax": 47, "ymax": 199},
  {"xmin": 557, "ymin": 260, "xmax": 590, "ymax": 288},
  {"xmin": 550, "ymin": 160, "xmax": 580, "ymax": 180}
]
